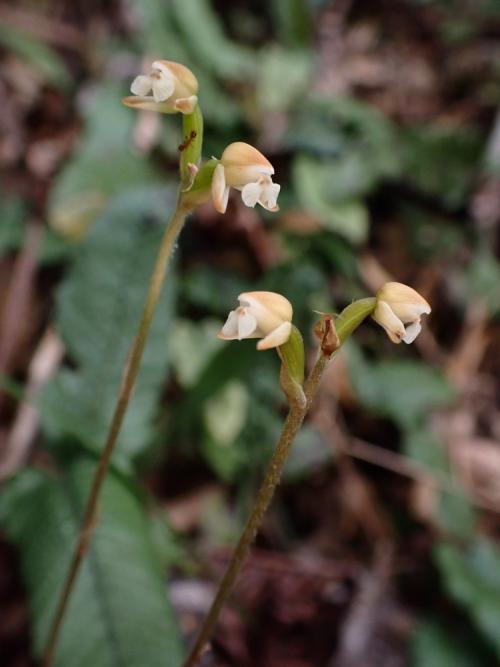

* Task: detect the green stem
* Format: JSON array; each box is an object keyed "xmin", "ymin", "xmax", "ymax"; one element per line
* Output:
[
  {"xmin": 180, "ymin": 104, "xmax": 203, "ymax": 189},
  {"xmin": 182, "ymin": 352, "xmax": 329, "ymax": 667},
  {"xmin": 42, "ymin": 195, "xmax": 191, "ymax": 667}
]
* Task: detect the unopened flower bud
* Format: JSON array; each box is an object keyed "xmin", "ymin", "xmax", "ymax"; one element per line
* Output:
[
  {"xmin": 372, "ymin": 282, "xmax": 431, "ymax": 344},
  {"xmin": 122, "ymin": 60, "xmax": 198, "ymax": 114},
  {"xmin": 314, "ymin": 314, "xmax": 340, "ymax": 356},
  {"xmin": 218, "ymin": 291, "xmax": 292, "ymax": 350},
  {"xmin": 211, "ymin": 142, "xmax": 280, "ymax": 214}
]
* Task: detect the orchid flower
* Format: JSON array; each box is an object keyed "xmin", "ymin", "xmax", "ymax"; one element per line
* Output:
[
  {"xmin": 218, "ymin": 291, "xmax": 292, "ymax": 350},
  {"xmin": 211, "ymin": 142, "xmax": 280, "ymax": 214},
  {"xmin": 372, "ymin": 282, "xmax": 431, "ymax": 344},
  {"xmin": 122, "ymin": 60, "xmax": 198, "ymax": 114}
]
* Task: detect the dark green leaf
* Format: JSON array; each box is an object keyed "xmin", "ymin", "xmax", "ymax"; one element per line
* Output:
[
  {"xmin": 400, "ymin": 126, "xmax": 481, "ymax": 208},
  {"xmin": 412, "ymin": 620, "xmax": 495, "ymax": 667},
  {"xmin": 348, "ymin": 345, "xmax": 455, "ymax": 428},
  {"xmin": 0, "ymin": 25, "xmax": 70, "ymax": 87},
  {"xmin": 41, "ymin": 187, "xmax": 177, "ymax": 469},
  {"xmin": 48, "ymin": 83, "xmax": 160, "ymax": 239},
  {"xmin": 0, "ymin": 460, "xmax": 184, "ymax": 666},
  {"xmin": 436, "ymin": 539, "xmax": 500, "ymax": 655}
]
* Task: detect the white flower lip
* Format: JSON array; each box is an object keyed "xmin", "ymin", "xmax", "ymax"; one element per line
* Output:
[
  {"xmin": 123, "ymin": 60, "xmax": 198, "ymax": 115},
  {"xmin": 218, "ymin": 291, "xmax": 293, "ymax": 350},
  {"xmin": 211, "ymin": 142, "xmax": 280, "ymax": 214},
  {"xmin": 372, "ymin": 282, "xmax": 431, "ymax": 344}
]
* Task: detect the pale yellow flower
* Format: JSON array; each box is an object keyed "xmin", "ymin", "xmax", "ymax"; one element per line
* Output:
[
  {"xmin": 372, "ymin": 282, "xmax": 431, "ymax": 344},
  {"xmin": 218, "ymin": 291, "xmax": 292, "ymax": 350},
  {"xmin": 212, "ymin": 142, "xmax": 280, "ymax": 214},
  {"xmin": 122, "ymin": 60, "xmax": 198, "ymax": 114}
]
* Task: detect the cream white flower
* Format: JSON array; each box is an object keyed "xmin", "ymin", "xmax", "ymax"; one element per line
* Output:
[
  {"xmin": 122, "ymin": 60, "xmax": 198, "ymax": 114},
  {"xmin": 218, "ymin": 291, "xmax": 292, "ymax": 350},
  {"xmin": 211, "ymin": 142, "xmax": 280, "ymax": 214},
  {"xmin": 372, "ymin": 282, "xmax": 431, "ymax": 344}
]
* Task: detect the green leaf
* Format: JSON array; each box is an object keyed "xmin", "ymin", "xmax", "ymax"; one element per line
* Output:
[
  {"xmin": 40, "ymin": 187, "xmax": 177, "ymax": 469},
  {"xmin": 202, "ymin": 381, "xmax": 249, "ymax": 480},
  {"xmin": 399, "ymin": 203, "xmax": 464, "ymax": 262},
  {"xmin": 404, "ymin": 429, "xmax": 475, "ymax": 538},
  {"xmin": 436, "ymin": 539, "xmax": 500, "ymax": 655},
  {"xmin": 412, "ymin": 620, "xmax": 495, "ymax": 667},
  {"xmin": 270, "ymin": 0, "xmax": 314, "ymax": 47},
  {"xmin": 170, "ymin": 0, "xmax": 255, "ymax": 80},
  {"xmin": 48, "ymin": 83, "xmax": 160, "ymax": 240},
  {"xmin": 348, "ymin": 345, "xmax": 455, "ymax": 429},
  {"xmin": 0, "ymin": 195, "xmax": 26, "ymax": 257},
  {"xmin": 403, "ymin": 428, "xmax": 449, "ymax": 470},
  {"xmin": 401, "ymin": 126, "xmax": 482, "ymax": 208},
  {"xmin": 256, "ymin": 46, "xmax": 312, "ymax": 114},
  {"xmin": 283, "ymin": 425, "xmax": 332, "ymax": 481},
  {"xmin": 0, "ymin": 460, "xmax": 184, "ymax": 666},
  {"xmin": 464, "ymin": 245, "xmax": 500, "ymax": 316},
  {"xmin": 169, "ymin": 318, "xmax": 222, "ymax": 387},
  {"xmin": 293, "ymin": 155, "xmax": 369, "ymax": 243},
  {"xmin": 285, "ymin": 95, "xmax": 400, "ymax": 175},
  {"xmin": 182, "ymin": 265, "xmax": 248, "ymax": 315},
  {"xmin": 0, "ymin": 25, "xmax": 70, "ymax": 87}
]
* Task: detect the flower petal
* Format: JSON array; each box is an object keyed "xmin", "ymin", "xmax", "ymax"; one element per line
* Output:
[
  {"xmin": 152, "ymin": 74, "xmax": 174, "ymax": 102},
  {"xmin": 218, "ymin": 310, "xmax": 240, "ymax": 339},
  {"xmin": 130, "ymin": 75, "xmax": 152, "ymax": 96},
  {"xmin": 238, "ymin": 311, "xmax": 258, "ymax": 338},
  {"xmin": 212, "ymin": 164, "xmax": 230, "ymax": 213},
  {"xmin": 174, "ymin": 95, "xmax": 198, "ymax": 114},
  {"xmin": 376, "ymin": 282, "xmax": 431, "ymax": 319},
  {"xmin": 221, "ymin": 142, "xmax": 274, "ymax": 172},
  {"xmin": 402, "ymin": 320, "xmax": 422, "ymax": 344},
  {"xmin": 257, "ymin": 321, "xmax": 292, "ymax": 350},
  {"xmin": 122, "ymin": 96, "xmax": 178, "ymax": 113},
  {"xmin": 241, "ymin": 181, "xmax": 262, "ymax": 208},
  {"xmin": 259, "ymin": 181, "xmax": 280, "ymax": 211},
  {"xmin": 372, "ymin": 300, "xmax": 406, "ymax": 344},
  {"xmin": 392, "ymin": 301, "xmax": 431, "ymax": 323},
  {"xmin": 238, "ymin": 292, "xmax": 292, "ymax": 330}
]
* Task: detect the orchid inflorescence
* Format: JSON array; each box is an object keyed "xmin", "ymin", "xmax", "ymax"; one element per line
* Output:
[
  {"xmin": 123, "ymin": 58, "xmax": 432, "ymax": 384},
  {"xmin": 66, "ymin": 58, "xmax": 439, "ymax": 667}
]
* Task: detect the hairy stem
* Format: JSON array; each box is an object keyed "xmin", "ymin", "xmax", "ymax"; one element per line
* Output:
[
  {"xmin": 183, "ymin": 353, "xmax": 329, "ymax": 667},
  {"xmin": 43, "ymin": 196, "xmax": 191, "ymax": 667}
]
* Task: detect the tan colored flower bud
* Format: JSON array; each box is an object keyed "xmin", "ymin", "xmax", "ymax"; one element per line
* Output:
[
  {"xmin": 313, "ymin": 314, "xmax": 340, "ymax": 356},
  {"xmin": 122, "ymin": 60, "xmax": 198, "ymax": 114},
  {"xmin": 218, "ymin": 291, "xmax": 292, "ymax": 350},
  {"xmin": 211, "ymin": 142, "xmax": 280, "ymax": 214},
  {"xmin": 372, "ymin": 282, "xmax": 431, "ymax": 344}
]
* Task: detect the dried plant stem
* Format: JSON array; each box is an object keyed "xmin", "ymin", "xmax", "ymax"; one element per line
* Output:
[
  {"xmin": 183, "ymin": 354, "xmax": 328, "ymax": 667},
  {"xmin": 43, "ymin": 197, "xmax": 190, "ymax": 667}
]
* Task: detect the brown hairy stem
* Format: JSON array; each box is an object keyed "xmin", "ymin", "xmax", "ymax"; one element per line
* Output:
[{"xmin": 183, "ymin": 354, "xmax": 329, "ymax": 667}]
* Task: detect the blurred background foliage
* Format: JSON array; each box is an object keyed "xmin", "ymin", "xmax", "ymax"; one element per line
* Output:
[{"xmin": 1, "ymin": 0, "xmax": 500, "ymax": 665}]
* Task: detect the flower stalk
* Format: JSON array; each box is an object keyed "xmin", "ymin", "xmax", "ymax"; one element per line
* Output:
[
  {"xmin": 183, "ymin": 297, "xmax": 378, "ymax": 667},
  {"xmin": 180, "ymin": 103, "xmax": 203, "ymax": 190},
  {"xmin": 182, "ymin": 353, "xmax": 325, "ymax": 667},
  {"xmin": 42, "ymin": 194, "xmax": 192, "ymax": 667}
]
